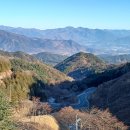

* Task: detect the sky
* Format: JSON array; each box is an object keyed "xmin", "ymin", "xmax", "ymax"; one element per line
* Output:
[{"xmin": 0, "ymin": 0, "xmax": 130, "ymax": 29}]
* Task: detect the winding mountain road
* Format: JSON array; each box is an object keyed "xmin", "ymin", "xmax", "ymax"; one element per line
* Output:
[
  {"xmin": 49, "ymin": 87, "xmax": 97, "ymax": 110},
  {"xmin": 72, "ymin": 87, "xmax": 97, "ymax": 109}
]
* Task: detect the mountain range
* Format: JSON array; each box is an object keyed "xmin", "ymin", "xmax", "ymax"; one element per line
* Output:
[
  {"xmin": 0, "ymin": 29, "xmax": 87, "ymax": 55},
  {"xmin": 1, "ymin": 25, "xmax": 130, "ymax": 54}
]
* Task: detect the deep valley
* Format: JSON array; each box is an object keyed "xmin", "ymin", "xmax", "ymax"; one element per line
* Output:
[{"xmin": 0, "ymin": 26, "xmax": 130, "ymax": 130}]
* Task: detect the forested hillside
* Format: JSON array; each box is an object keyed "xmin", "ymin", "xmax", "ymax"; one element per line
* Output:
[{"xmin": 55, "ymin": 52, "xmax": 107, "ymax": 80}]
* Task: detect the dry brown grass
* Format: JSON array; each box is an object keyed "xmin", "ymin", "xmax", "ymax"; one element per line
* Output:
[
  {"xmin": 13, "ymin": 100, "xmax": 59, "ymax": 130},
  {"xmin": 13, "ymin": 100, "xmax": 34, "ymax": 119},
  {"xmin": 15, "ymin": 115, "xmax": 60, "ymax": 130}
]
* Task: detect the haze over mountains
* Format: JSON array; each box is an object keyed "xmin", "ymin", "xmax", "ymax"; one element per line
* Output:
[
  {"xmin": 1, "ymin": 25, "xmax": 130, "ymax": 55},
  {"xmin": 99, "ymin": 54, "xmax": 130, "ymax": 64},
  {"xmin": 0, "ymin": 29, "xmax": 87, "ymax": 55}
]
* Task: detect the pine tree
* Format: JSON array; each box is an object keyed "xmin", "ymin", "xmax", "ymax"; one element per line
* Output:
[{"xmin": 0, "ymin": 92, "xmax": 16, "ymax": 130}]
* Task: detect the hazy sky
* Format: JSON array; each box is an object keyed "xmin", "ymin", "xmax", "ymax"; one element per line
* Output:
[{"xmin": 0, "ymin": 0, "xmax": 130, "ymax": 29}]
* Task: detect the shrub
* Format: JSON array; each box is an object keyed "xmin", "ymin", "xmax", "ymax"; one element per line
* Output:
[
  {"xmin": 30, "ymin": 97, "xmax": 52, "ymax": 116},
  {"xmin": 54, "ymin": 107, "xmax": 128, "ymax": 130}
]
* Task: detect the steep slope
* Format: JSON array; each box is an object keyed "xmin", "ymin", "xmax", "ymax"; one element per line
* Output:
[
  {"xmin": 90, "ymin": 71, "xmax": 130, "ymax": 126},
  {"xmin": 10, "ymin": 58, "xmax": 73, "ymax": 85},
  {"xmin": 99, "ymin": 54, "xmax": 130, "ymax": 64},
  {"xmin": 0, "ymin": 30, "xmax": 87, "ymax": 55},
  {"xmin": 33, "ymin": 52, "xmax": 68, "ymax": 66},
  {"xmin": 0, "ymin": 55, "xmax": 73, "ymax": 103},
  {"xmin": 55, "ymin": 52, "xmax": 107, "ymax": 80},
  {"xmin": 81, "ymin": 62, "xmax": 130, "ymax": 88}
]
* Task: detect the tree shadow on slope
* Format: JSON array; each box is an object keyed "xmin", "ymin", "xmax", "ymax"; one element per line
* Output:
[{"xmin": 28, "ymin": 63, "xmax": 130, "ymax": 128}]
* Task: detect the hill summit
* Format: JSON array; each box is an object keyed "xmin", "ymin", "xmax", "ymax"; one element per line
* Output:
[{"xmin": 55, "ymin": 52, "xmax": 107, "ymax": 80}]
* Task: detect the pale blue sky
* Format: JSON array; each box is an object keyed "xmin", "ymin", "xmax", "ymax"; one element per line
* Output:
[{"xmin": 0, "ymin": 0, "xmax": 130, "ymax": 29}]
